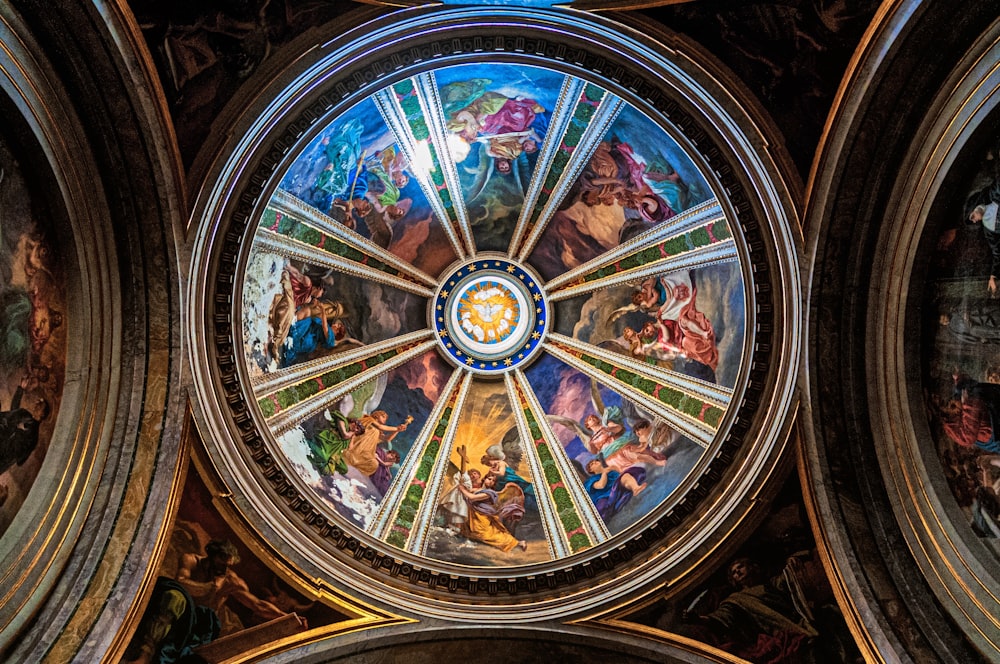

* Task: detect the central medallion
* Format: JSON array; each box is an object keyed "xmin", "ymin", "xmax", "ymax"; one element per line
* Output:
[{"xmin": 433, "ymin": 257, "xmax": 548, "ymax": 375}]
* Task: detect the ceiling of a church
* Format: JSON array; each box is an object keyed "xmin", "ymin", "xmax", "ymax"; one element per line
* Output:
[
  {"xmin": 185, "ymin": 7, "xmax": 801, "ymax": 619},
  {"xmin": 241, "ymin": 62, "xmax": 744, "ymax": 570},
  {"xmin": 8, "ymin": 0, "xmax": 1000, "ymax": 661}
]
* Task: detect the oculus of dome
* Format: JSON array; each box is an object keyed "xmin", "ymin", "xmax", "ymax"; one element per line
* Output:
[{"xmin": 434, "ymin": 258, "xmax": 547, "ymax": 373}]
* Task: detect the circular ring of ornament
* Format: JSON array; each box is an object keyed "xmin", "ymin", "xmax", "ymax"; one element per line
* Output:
[
  {"xmin": 187, "ymin": 7, "xmax": 801, "ymax": 620},
  {"xmin": 434, "ymin": 257, "xmax": 547, "ymax": 374}
]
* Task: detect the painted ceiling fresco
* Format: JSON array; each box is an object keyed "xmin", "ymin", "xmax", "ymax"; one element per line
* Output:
[{"xmin": 242, "ymin": 63, "xmax": 745, "ymax": 569}]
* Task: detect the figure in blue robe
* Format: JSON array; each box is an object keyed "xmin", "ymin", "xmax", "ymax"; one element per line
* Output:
[{"xmin": 280, "ymin": 315, "xmax": 337, "ymax": 367}]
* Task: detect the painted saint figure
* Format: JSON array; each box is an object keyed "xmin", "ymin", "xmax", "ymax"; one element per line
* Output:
[
  {"xmin": 343, "ymin": 410, "xmax": 409, "ymax": 478},
  {"xmin": 439, "ymin": 467, "xmax": 477, "ymax": 532},
  {"xmin": 267, "ymin": 264, "xmax": 327, "ymax": 363},
  {"xmin": 457, "ymin": 472, "xmax": 527, "ymax": 552},
  {"xmin": 611, "ymin": 271, "xmax": 718, "ymax": 382},
  {"xmin": 125, "ymin": 540, "xmax": 305, "ymax": 663},
  {"xmin": 584, "ymin": 457, "xmax": 646, "ymax": 521},
  {"xmin": 307, "ymin": 398, "xmax": 362, "ymax": 477},
  {"xmin": 280, "ymin": 301, "xmax": 358, "ymax": 368}
]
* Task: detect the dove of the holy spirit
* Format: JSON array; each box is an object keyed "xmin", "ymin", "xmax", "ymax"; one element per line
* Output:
[{"xmin": 458, "ymin": 283, "xmax": 520, "ymax": 344}]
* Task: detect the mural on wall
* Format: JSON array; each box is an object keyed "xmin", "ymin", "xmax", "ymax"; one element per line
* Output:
[
  {"xmin": 524, "ymin": 353, "xmax": 703, "ymax": 536},
  {"xmin": 923, "ymin": 138, "xmax": 1000, "ymax": 550},
  {"xmin": 122, "ymin": 458, "xmax": 348, "ymax": 664},
  {"xmin": 423, "ymin": 380, "xmax": 547, "ymax": 566},
  {"xmin": 273, "ymin": 350, "xmax": 450, "ymax": 530},
  {"xmin": 528, "ymin": 104, "xmax": 711, "ymax": 280},
  {"xmin": 646, "ymin": 0, "xmax": 882, "ymax": 176},
  {"xmin": 0, "ymin": 138, "xmax": 67, "ymax": 538},
  {"xmin": 241, "ymin": 248, "xmax": 426, "ymax": 377},
  {"xmin": 625, "ymin": 477, "xmax": 863, "ymax": 664},
  {"xmin": 241, "ymin": 62, "xmax": 747, "ymax": 570},
  {"xmin": 433, "ymin": 64, "xmax": 561, "ymax": 253}
]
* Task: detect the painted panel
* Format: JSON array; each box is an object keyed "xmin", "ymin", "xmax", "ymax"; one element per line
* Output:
[
  {"xmin": 0, "ymin": 139, "xmax": 67, "ymax": 537},
  {"xmin": 422, "ymin": 380, "xmax": 548, "ymax": 566},
  {"xmin": 122, "ymin": 459, "xmax": 347, "ymax": 662},
  {"xmin": 274, "ymin": 350, "xmax": 449, "ymax": 529},
  {"xmin": 625, "ymin": 478, "xmax": 862, "ymax": 663},
  {"xmin": 524, "ymin": 353, "xmax": 703, "ymax": 534},
  {"xmin": 241, "ymin": 249, "xmax": 425, "ymax": 377},
  {"xmin": 552, "ymin": 261, "xmax": 746, "ymax": 389},
  {"xmin": 278, "ymin": 97, "xmax": 458, "ymax": 277},
  {"xmin": 528, "ymin": 104, "xmax": 713, "ymax": 280}
]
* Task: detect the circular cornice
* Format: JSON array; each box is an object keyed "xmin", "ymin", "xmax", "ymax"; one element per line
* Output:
[
  {"xmin": 802, "ymin": 1, "xmax": 1000, "ymax": 659},
  {"xmin": 0, "ymin": 1, "xmax": 187, "ymax": 659},
  {"xmin": 869, "ymin": 18, "xmax": 1000, "ymax": 657},
  {"xmin": 187, "ymin": 6, "xmax": 801, "ymax": 621}
]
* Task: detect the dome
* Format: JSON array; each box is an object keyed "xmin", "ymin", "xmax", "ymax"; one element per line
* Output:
[{"xmin": 188, "ymin": 7, "xmax": 801, "ymax": 619}]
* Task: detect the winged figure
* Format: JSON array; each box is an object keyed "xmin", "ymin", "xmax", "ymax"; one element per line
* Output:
[{"xmin": 472, "ymin": 302, "xmax": 503, "ymax": 322}]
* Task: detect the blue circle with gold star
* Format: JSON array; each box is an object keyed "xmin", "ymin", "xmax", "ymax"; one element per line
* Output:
[{"xmin": 432, "ymin": 257, "xmax": 549, "ymax": 375}]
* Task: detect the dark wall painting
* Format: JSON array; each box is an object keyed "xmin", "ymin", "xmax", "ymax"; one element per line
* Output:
[
  {"xmin": 643, "ymin": 0, "xmax": 882, "ymax": 178},
  {"xmin": 0, "ymin": 137, "xmax": 67, "ymax": 537},
  {"xmin": 122, "ymin": 456, "xmax": 347, "ymax": 663},
  {"xmin": 130, "ymin": 0, "xmax": 360, "ymax": 167},
  {"xmin": 922, "ymin": 137, "xmax": 1000, "ymax": 551},
  {"xmin": 625, "ymin": 477, "xmax": 862, "ymax": 664}
]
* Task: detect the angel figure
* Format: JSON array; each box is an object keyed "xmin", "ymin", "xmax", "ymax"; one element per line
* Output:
[
  {"xmin": 637, "ymin": 320, "xmax": 687, "ymax": 365},
  {"xmin": 343, "ymin": 410, "xmax": 409, "ymax": 479},
  {"xmin": 584, "ymin": 457, "xmax": 646, "ymax": 521},
  {"xmin": 609, "ymin": 271, "xmax": 718, "ymax": 380},
  {"xmin": 480, "ymin": 443, "xmax": 536, "ymax": 508},
  {"xmin": 363, "ymin": 146, "xmax": 413, "ymax": 249},
  {"xmin": 475, "ymin": 128, "xmax": 540, "ymax": 173},
  {"xmin": 601, "ymin": 419, "xmax": 667, "ymax": 473},
  {"xmin": 307, "ymin": 395, "xmax": 361, "ymax": 477},
  {"xmin": 370, "ymin": 145, "xmax": 410, "ymax": 191},
  {"xmin": 604, "ymin": 325, "xmax": 685, "ymax": 372},
  {"xmin": 546, "ymin": 379, "xmax": 634, "ymax": 457},
  {"xmin": 547, "ymin": 381, "xmax": 672, "ymax": 471},
  {"xmin": 445, "ymin": 85, "xmax": 544, "ymax": 200}
]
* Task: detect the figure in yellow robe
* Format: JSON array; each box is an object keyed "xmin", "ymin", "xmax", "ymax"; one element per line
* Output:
[{"xmin": 458, "ymin": 473, "xmax": 527, "ymax": 552}]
